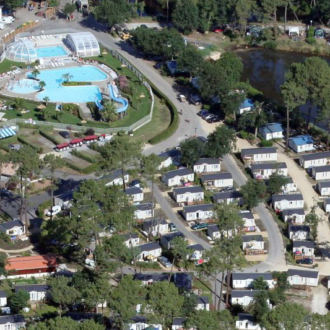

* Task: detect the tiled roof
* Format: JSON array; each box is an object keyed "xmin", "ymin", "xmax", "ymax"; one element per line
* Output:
[{"xmin": 5, "ymin": 255, "xmax": 57, "ymax": 271}]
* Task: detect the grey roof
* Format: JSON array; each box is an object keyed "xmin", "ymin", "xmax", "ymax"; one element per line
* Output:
[
  {"xmin": 142, "ymin": 219, "xmax": 167, "ymax": 231},
  {"xmin": 0, "ymin": 290, "xmax": 6, "ymax": 298},
  {"xmin": 282, "ymin": 208, "xmax": 305, "ymax": 216},
  {"xmin": 201, "ymin": 172, "xmax": 232, "ymax": 182},
  {"xmin": 0, "ymin": 315, "xmax": 25, "ymax": 325},
  {"xmin": 120, "ymin": 232, "xmax": 139, "ymax": 240},
  {"xmin": 239, "ymin": 211, "xmax": 254, "ymax": 220},
  {"xmin": 242, "ymin": 235, "xmax": 264, "ymax": 242},
  {"xmin": 312, "ymin": 165, "xmax": 330, "ymax": 173},
  {"xmin": 101, "ymin": 169, "xmax": 128, "ymax": 182},
  {"xmin": 213, "ymin": 190, "xmax": 242, "ymax": 201},
  {"xmin": 251, "ymin": 162, "xmax": 287, "ymax": 170},
  {"xmin": 125, "ymin": 187, "xmax": 143, "ymax": 195},
  {"xmin": 272, "ymin": 193, "xmax": 303, "ymax": 202},
  {"xmin": 188, "ymin": 244, "xmax": 205, "ymax": 252},
  {"xmin": 288, "ymin": 268, "xmax": 319, "ymax": 279},
  {"xmin": 173, "ymin": 186, "xmax": 203, "ymax": 195},
  {"xmin": 207, "ymin": 224, "xmax": 219, "ymax": 234},
  {"xmin": 232, "ymin": 272, "xmax": 272, "ymax": 281},
  {"xmin": 183, "ymin": 203, "xmax": 214, "ymax": 213},
  {"xmin": 194, "ymin": 158, "xmax": 219, "ymax": 165},
  {"xmin": 134, "ymin": 273, "xmax": 170, "ymax": 282},
  {"xmin": 289, "ymin": 225, "xmax": 310, "ymax": 233},
  {"xmin": 325, "ymin": 198, "xmax": 330, "ymax": 205},
  {"xmin": 260, "ymin": 123, "xmax": 283, "ymax": 133},
  {"xmin": 161, "ymin": 231, "xmax": 184, "ymax": 243},
  {"xmin": 138, "ymin": 242, "xmax": 161, "ymax": 252},
  {"xmin": 135, "ymin": 202, "xmax": 154, "ymax": 211},
  {"xmin": 158, "ymin": 149, "xmax": 181, "ymax": 159},
  {"xmin": 241, "ymin": 147, "xmax": 277, "ymax": 157},
  {"xmin": 172, "ymin": 317, "xmax": 186, "ymax": 326},
  {"xmin": 318, "ymin": 181, "xmax": 330, "ymax": 188},
  {"xmin": 238, "ymin": 313, "xmax": 255, "ymax": 322},
  {"xmin": 173, "ymin": 272, "xmax": 192, "ymax": 290},
  {"xmin": 197, "ymin": 296, "xmax": 209, "ymax": 305},
  {"xmin": 15, "ymin": 284, "xmax": 49, "ymax": 293},
  {"xmin": 300, "ymin": 151, "xmax": 330, "ymax": 161},
  {"xmin": 293, "ymin": 240, "xmax": 315, "ymax": 248},
  {"xmin": 0, "ymin": 220, "xmax": 23, "ymax": 232},
  {"xmin": 163, "ymin": 168, "xmax": 193, "ymax": 180},
  {"xmin": 231, "ymin": 290, "xmax": 265, "ymax": 298}
]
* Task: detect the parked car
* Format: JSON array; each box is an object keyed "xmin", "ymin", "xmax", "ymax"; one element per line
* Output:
[
  {"xmin": 169, "ymin": 223, "xmax": 177, "ymax": 232},
  {"xmin": 221, "ymin": 186, "xmax": 234, "ymax": 192},
  {"xmin": 213, "ymin": 26, "xmax": 224, "ymax": 33},
  {"xmin": 191, "ymin": 223, "xmax": 208, "ymax": 230},
  {"xmin": 203, "ymin": 114, "xmax": 215, "ymax": 121},
  {"xmin": 296, "ymin": 258, "xmax": 313, "ymax": 265},
  {"xmin": 130, "ymin": 179, "xmax": 142, "ymax": 188},
  {"xmin": 201, "ymin": 112, "xmax": 212, "ymax": 120},
  {"xmin": 46, "ymin": 205, "xmax": 62, "ymax": 217},
  {"xmin": 158, "ymin": 256, "xmax": 172, "ymax": 268},
  {"xmin": 207, "ymin": 116, "xmax": 221, "ymax": 123},
  {"xmin": 59, "ymin": 131, "xmax": 70, "ymax": 139},
  {"xmin": 154, "ymin": 62, "xmax": 163, "ymax": 69},
  {"xmin": 197, "ymin": 110, "xmax": 209, "ymax": 117}
]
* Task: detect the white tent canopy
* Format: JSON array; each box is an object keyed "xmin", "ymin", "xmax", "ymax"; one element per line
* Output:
[{"xmin": 65, "ymin": 32, "xmax": 100, "ymax": 57}]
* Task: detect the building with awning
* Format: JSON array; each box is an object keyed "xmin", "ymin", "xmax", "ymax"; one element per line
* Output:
[{"xmin": 0, "ymin": 127, "xmax": 16, "ymax": 139}]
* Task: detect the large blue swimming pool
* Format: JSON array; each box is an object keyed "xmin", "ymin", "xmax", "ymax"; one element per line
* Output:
[
  {"xmin": 10, "ymin": 66, "xmax": 108, "ymax": 103},
  {"xmin": 36, "ymin": 46, "xmax": 67, "ymax": 58}
]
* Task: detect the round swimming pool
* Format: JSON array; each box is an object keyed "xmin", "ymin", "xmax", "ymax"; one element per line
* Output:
[{"xmin": 8, "ymin": 79, "xmax": 40, "ymax": 94}]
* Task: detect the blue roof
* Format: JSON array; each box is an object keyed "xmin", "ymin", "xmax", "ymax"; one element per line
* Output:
[
  {"xmin": 290, "ymin": 135, "xmax": 314, "ymax": 146},
  {"xmin": 239, "ymin": 98, "xmax": 254, "ymax": 110},
  {"xmin": 260, "ymin": 123, "xmax": 283, "ymax": 134},
  {"xmin": 0, "ymin": 127, "xmax": 16, "ymax": 139}
]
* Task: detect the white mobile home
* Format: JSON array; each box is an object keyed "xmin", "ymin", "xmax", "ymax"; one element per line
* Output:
[
  {"xmin": 250, "ymin": 162, "xmax": 287, "ymax": 180},
  {"xmin": 288, "ymin": 135, "xmax": 315, "ymax": 153},
  {"xmin": 0, "ymin": 220, "xmax": 25, "ymax": 239},
  {"xmin": 237, "ymin": 98, "xmax": 254, "ymax": 114},
  {"xmin": 324, "ymin": 198, "xmax": 330, "ymax": 212},
  {"xmin": 231, "ymin": 290, "xmax": 270, "ymax": 307},
  {"xmin": 242, "ymin": 235, "xmax": 264, "ymax": 251},
  {"xmin": 136, "ymin": 242, "xmax": 162, "ymax": 261},
  {"xmin": 281, "ymin": 177, "xmax": 298, "ymax": 193},
  {"xmin": 160, "ymin": 232, "xmax": 185, "ymax": 250},
  {"xmin": 103, "ymin": 170, "xmax": 129, "ymax": 187},
  {"xmin": 272, "ymin": 194, "xmax": 304, "ymax": 211},
  {"xmin": 288, "ymin": 225, "xmax": 310, "ymax": 241},
  {"xmin": 134, "ymin": 203, "xmax": 154, "ymax": 220},
  {"xmin": 183, "ymin": 204, "xmax": 214, "ymax": 221},
  {"xmin": 134, "ymin": 273, "xmax": 170, "ymax": 285},
  {"xmin": 201, "ymin": 172, "xmax": 233, "ymax": 189},
  {"xmin": 299, "ymin": 151, "xmax": 330, "ymax": 169},
  {"xmin": 312, "ymin": 165, "xmax": 330, "ymax": 181},
  {"xmin": 259, "ymin": 123, "xmax": 284, "ymax": 141},
  {"xmin": 172, "ymin": 318, "xmax": 186, "ymax": 330},
  {"xmin": 239, "ymin": 211, "xmax": 256, "ymax": 231},
  {"xmin": 142, "ymin": 219, "xmax": 169, "ymax": 237},
  {"xmin": 172, "ymin": 186, "xmax": 204, "ymax": 204},
  {"xmin": 232, "ymin": 272, "xmax": 275, "ymax": 289},
  {"xmin": 236, "ymin": 313, "xmax": 263, "ymax": 330},
  {"xmin": 213, "ymin": 190, "xmax": 243, "ymax": 206},
  {"xmin": 15, "ymin": 284, "xmax": 49, "ymax": 302},
  {"xmin": 188, "ymin": 244, "xmax": 205, "ymax": 261},
  {"xmin": 193, "ymin": 158, "xmax": 220, "ymax": 173},
  {"xmin": 282, "ymin": 208, "xmax": 305, "ymax": 224},
  {"xmin": 127, "ymin": 316, "xmax": 163, "ymax": 330},
  {"xmin": 162, "ymin": 168, "xmax": 194, "ymax": 187},
  {"xmin": 0, "ymin": 315, "xmax": 26, "ymax": 330},
  {"xmin": 293, "ymin": 240, "xmax": 314, "ymax": 258},
  {"xmin": 207, "ymin": 224, "xmax": 220, "ymax": 240},
  {"xmin": 196, "ymin": 296, "xmax": 210, "ymax": 311},
  {"xmin": 0, "ymin": 292, "xmax": 6, "ymax": 307},
  {"xmin": 241, "ymin": 147, "xmax": 277, "ymax": 163},
  {"xmin": 120, "ymin": 233, "xmax": 140, "ymax": 247},
  {"xmin": 125, "ymin": 187, "xmax": 144, "ymax": 202},
  {"xmin": 288, "ymin": 269, "xmax": 319, "ymax": 287},
  {"xmin": 157, "ymin": 149, "xmax": 181, "ymax": 169},
  {"xmin": 317, "ymin": 181, "xmax": 330, "ymax": 196}
]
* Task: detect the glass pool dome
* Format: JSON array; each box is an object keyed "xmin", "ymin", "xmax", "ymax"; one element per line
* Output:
[
  {"xmin": 66, "ymin": 32, "xmax": 100, "ymax": 57},
  {"xmin": 6, "ymin": 39, "xmax": 38, "ymax": 63}
]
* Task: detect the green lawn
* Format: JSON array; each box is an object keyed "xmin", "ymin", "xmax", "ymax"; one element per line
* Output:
[
  {"xmin": 193, "ymin": 276, "xmax": 213, "ymax": 303},
  {"xmin": 0, "ymin": 59, "xmax": 33, "ymax": 74}
]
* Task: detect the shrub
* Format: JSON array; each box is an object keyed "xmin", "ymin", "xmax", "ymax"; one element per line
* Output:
[
  {"xmin": 17, "ymin": 136, "xmax": 42, "ymax": 153},
  {"xmin": 84, "ymin": 128, "xmax": 95, "ymax": 136},
  {"xmin": 260, "ymin": 139, "xmax": 273, "ymax": 147},
  {"xmin": 37, "ymin": 200, "xmax": 51, "ymax": 218},
  {"xmin": 117, "ymin": 130, "xmax": 126, "ymax": 136},
  {"xmin": 264, "ymin": 41, "xmax": 277, "ymax": 50},
  {"xmin": 306, "ymin": 37, "xmax": 316, "ymax": 45},
  {"xmin": 71, "ymin": 149, "xmax": 95, "ymax": 163},
  {"xmin": 39, "ymin": 130, "xmax": 61, "ymax": 145},
  {"xmin": 239, "ymin": 130, "xmax": 249, "ymax": 139}
]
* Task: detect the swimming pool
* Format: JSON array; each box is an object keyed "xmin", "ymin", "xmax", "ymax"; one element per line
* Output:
[
  {"xmin": 36, "ymin": 46, "xmax": 68, "ymax": 58},
  {"xmin": 8, "ymin": 79, "xmax": 40, "ymax": 94},
  {"xmin": 11, "ymin": 66, "xmax": 108, "ymax": 103}
]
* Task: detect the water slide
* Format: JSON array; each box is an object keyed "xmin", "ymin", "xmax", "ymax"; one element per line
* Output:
[
  {"xmin": 95, "ymin": 99, "xmax": 104, "ymax": 111},
  {"xmin": 108, "ymin": 84, "xmax": 129, "ymax": 114}
]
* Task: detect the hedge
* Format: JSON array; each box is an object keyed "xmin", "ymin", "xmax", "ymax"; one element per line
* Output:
[
  {"xmin": 39, "ymin": 129, "xmax": 62, "ymax": 145},
  {"xmin": 65, "ymin": 161, "xmax": 99, "ymax": 174},
  {"xmin": 147, "ymin": 80, "xmax": 179, "ymax": 144},
  {"xmin": 36, "ymin": 200, "xmax": 52, "ymax": 219},
  {"xmin": 17, "ymin": 136, "xmax": 43, "ymax": 153},
  {"xmin": 71, "ymin": 149, "xmax": 96, "ymax": 163}
]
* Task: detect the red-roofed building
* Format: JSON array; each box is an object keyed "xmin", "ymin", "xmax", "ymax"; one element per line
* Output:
[{"xmin": 5, "ymin": 255, "xmax": 58, "ymax": 279}]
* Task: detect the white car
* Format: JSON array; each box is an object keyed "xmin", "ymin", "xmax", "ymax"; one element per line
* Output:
[
  {"xmin": 0, "ymin": 23, "xmax": 5, "ymax": 30},
  {"xmin": 46, "ymin": 205, "xmax": 62, "ymax": 217},
  {"xmin": 2, "ymin": 16, "xmax": 15, "ymax": 24}
]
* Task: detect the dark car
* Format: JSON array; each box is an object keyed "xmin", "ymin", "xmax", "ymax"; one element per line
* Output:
[
  {"xmin": 197, "ymin": 110, "xmax": 209, "ymax": 117},
  {"xmin": 191, "ymin": 223, "xmax": 208, "ymax": 230},
  {"xmin": 154, "ymin": 62, "xmax": 163, "ymax": 70},
  {"xmin": 221, "ymin": 186, "xmax": 234, "ymax": 192},
  {"xmin": 206, "ymin": 115, "xmax": 220, "ymax": 123},
  {"xmin": 201, "ymin": 112, "xmax": 212, "ymax": 120},
  {"xmin": 59, "ymin": 131, "xmax": 70, "ymax": 139},
  {"xmin": 296, "ymin": 258, "xmax": 313, "ymax": 265}
]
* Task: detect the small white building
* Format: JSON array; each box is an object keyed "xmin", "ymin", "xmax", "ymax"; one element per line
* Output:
[
  {"xmin": 183, "ymin": 204, "xmax": 214, "ymax": 221},
  {"xmin": 142, "ymin": 219, "xmax": 169, "ymax": 237},
  {"xmin": 293, "ymin": 240, "xmax": 314, "ymax": 258},
  {"xmin": 231, "ymin": 290, "xmax": 270, "ymax": 307},
  {"xmin": 160, "ymin": 232, "xmax": 185, "ymax": 250},
  {"xmin": 0, "ymin": 292, "xmax": 7, "ymax": 307},
  {"xmin": 282, "ymin": 208, "xmax": 305, "ymax": 224},
  {"xmin": 157, "ymin": 149, "xmax": 181, "ymax": 170},
  {"xmin": 201, "ymin": 172, "xmax": 233, "ymax": 189},
  {"xmin": 317, "ymin": 181, "xmax": 330, "ymax": 196},
  {"xmin": 237, "ymin": 98, "xmax": 254, "ymax": 115},
  {"xmin": 162, "ymin": 168, "xmax": 194, "ymax": 187},
  {"xmin": 0, "ymin": 315, "xmax": 26, "ymax": 330},
  {"xmin": 241, "ymin": 147, "xmax": 277, "ymax": 163},
  {"xmin": 120, "ymin": 233, "xmax": 140, "ymax": 247},
  {"xmin": 188, "ymin": 244, "xmax": 205, "ymax": 262},
  {"xmin": 127, "ymin": 316, "xmax": 163, "ymax": 330},
  {"xmin": 299, "ymin": 151, "xmax": 330, "ymax": 169},
  {"xmin": 172, "ymin": 318, "xmax": 186, "ymax": 330},
  {"xmin": 172, "ymin": 186, "xmax": 204, "ymax": 204},
  {"xmin": 207, "ymin": 224, "xmax": 220, "ymax": 240},
  {"xmin": 324, "ymin": 198, "xmax": 330, "ymax": 212},
  {"xmin": 272, "ymin": 194, "xmax": 304, "ymax": 211},
  {"xmin": 259, "ymin": 123, "xmax": 284, "ymax": 141},
  {"xmin": 136, "ymin": 242, "xmax": 162, "ymax": 262},
  {"xmin": 0, "ymin": 220, "xmax": 25, "ymax": 239},
  {"xmin": 312, "ymin": 165, "xmax": 330, "ymax": 181},
  {"xmin": 196, "ymin": 296, "xmax": 210, "ymax": 311},
  {"xmin": 232, "ymin": 272, "xmax": 275, "ymax": 289},
  {"xmin": 103, "ymin": 170, "xmax": 129, "ymax": 186},
  {"xmin": 288, "ymin": 225, "xmax": 310, "ymax": 241},
  {"xmin": 281, "ymin": 177, "xmax": 298, "ymax": 194},
  {"xmin": 125, "ymin": 187, "xmax": 144, "ymax": 202},
  {"xmin": 242, "ymin": 235, "xmax": 264, "ymax": 251},
  {"xmin": 193, "ymin": 158, "xmax": 221, "ymax": 173},
  {"xmin": 288, "ymin": 269, "xmax": 319, "ymax": 287},
  {"xmin": 236, "ymin": 313, "xmax": 263, "ymax": 330},
  {"xmin": 213, "ymin": 190, "xmax": 243, "ymax": 206},
  {"xmin": 15, "ymin": 284, "xmax": 49, "ymax": 302},
  {"xmin": 134, "ymin": 203, "xmax": 154, "ymax": 220},
  {"xmin": 250, "ymin": 162, "xmax": 287, "ymax": 180},
  {"xmin": 239, "ymin": 211, "xmax": 256, "ymax": 232},
  {"xmin": 288, "ymin": 135, "xmax": 315, "ymax": 153}
]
